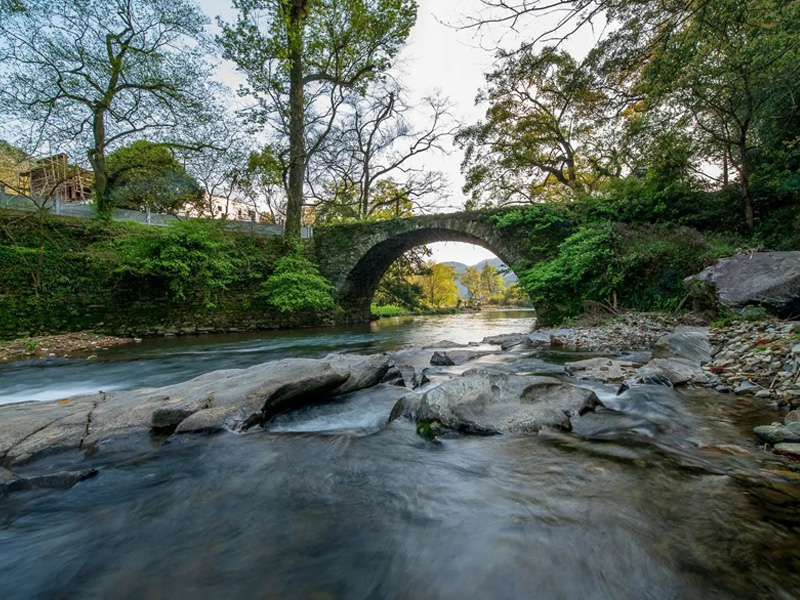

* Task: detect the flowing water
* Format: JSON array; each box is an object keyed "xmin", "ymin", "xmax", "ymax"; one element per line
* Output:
[{"xmin": 2, "ymin": 310, "xmax": 800, "ymax": 600}]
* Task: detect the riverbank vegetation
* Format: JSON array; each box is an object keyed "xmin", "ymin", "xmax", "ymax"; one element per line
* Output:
[
  {"xmin": 0, "ymin": 212, "xmax": 337, "ymax": 338},
  {"xmin": 456, "ymin": 0, "xmax": 800, "ymax": 323}
]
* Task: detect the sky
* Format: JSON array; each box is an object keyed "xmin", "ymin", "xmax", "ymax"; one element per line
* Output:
[{"xmin": 195, "ymin": 0, "xmax": 582, "ymax": 265}]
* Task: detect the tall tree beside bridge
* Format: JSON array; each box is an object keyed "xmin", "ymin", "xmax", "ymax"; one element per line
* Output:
[
  {"xmin": 460, "ymin": 0, "xmax": 800, "ymax": 231},
  {"xmin": 218, "ymin": 0, "xmax": 417, "ymax": 239},
  {"xmin": 457, "ymin": 47, "xmax": 614, "ymax": 208},
  {"xmin": 0, "ymin": 0, "xmax": 219, "ymax": 216}
]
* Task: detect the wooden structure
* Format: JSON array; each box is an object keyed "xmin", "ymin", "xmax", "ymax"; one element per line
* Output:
[{"xmin": 19, "ymin": 154, "xmax": 93, "ymax": 202}]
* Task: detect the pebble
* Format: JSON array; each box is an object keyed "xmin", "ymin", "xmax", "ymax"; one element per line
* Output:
[{"xmin": 707, "ymin": 320, "xmax": 800, "ymax": 400}]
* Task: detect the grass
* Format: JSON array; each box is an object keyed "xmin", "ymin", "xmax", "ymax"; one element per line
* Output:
[
  {"xmin": 370, "ymin": 304, "xmax": 460, "ymax": 318},
  {"xmin": 371, "ymin": 304, "xmax": 410, "ymax": 317}
]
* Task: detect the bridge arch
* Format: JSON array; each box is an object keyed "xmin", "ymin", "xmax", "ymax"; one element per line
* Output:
[{"xmin": 314, "ymin": 212, "xmax": 531, "ymax": 321}]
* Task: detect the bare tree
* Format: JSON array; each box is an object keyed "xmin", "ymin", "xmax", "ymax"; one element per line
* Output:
[
  {"xmin": 176, "ymin": 116, "xmax": 255, "ymax": 220},
  {"xmin": 310, "ymin": 85, "xmax": 458, "ymax": 220},
  {"xmin": 0, "ymin": 0, "xmax": 219, "ymax": 215}
]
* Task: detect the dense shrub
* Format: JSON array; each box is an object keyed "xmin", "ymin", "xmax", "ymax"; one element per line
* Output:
[
  {"xmin": 516, "ymin": 223, "xmax": 711, "ymax": 323},
  {"xmin": 260, "ymin": 248, "xmax": 337, "ymax": 313},
  {"xmin": 104, "ymin": 220, "xmax": 251, "ymax": 307},
  {"xmin": 0, "ymin": 213, "xmax": 295, "ymax": 336}
]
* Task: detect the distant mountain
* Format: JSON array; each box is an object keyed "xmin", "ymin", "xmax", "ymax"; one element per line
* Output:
[{"xmin": 442, "ymin": 258, "xmax": 518, "ymax": 298}]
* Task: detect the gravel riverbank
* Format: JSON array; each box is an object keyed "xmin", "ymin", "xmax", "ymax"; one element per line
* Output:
[{"xmin": 0, "ymin": 332, "xmax": 136, "ymax": 362}]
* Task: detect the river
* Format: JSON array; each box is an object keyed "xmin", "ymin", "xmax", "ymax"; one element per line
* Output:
[{"xmin": 1, "ymin": 310, "xmax": 799, "ymax": 599}]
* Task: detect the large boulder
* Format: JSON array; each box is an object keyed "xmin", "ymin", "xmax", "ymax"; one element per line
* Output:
[
  {"xmin": 652, "ymin": 328, "xmax": 712, "ymax": 365},
  {"xmin": 0, "ymin": 355, "xmax": 393, "ymax": 465},
  {"xmin": 685, "ymin": 252, "xmax": 800, "ymax": 317},
  {"xmin": 324, "ymin": 353, "xmax": 393, "ymax": 395},
  {"xmin": 410, "ymin": 372, "xmax": 601, "ymax": 436}
]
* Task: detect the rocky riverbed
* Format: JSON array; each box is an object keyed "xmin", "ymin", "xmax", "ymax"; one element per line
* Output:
[
  {"xmin": 0, "ymin": 331, "xmax": 136, "ymax": 362},
  {"xmin": 3, "ymin": 312, "xmax": 800, "ymax": 498}
]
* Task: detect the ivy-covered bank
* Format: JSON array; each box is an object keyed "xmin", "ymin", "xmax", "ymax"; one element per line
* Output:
[{"xmin": 0, "ymin": 212, "xmax": 339, "ymax": 340}]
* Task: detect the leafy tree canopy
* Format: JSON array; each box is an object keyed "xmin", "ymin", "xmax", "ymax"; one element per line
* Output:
[{"xmin": 106, "ymin": 141, "xmax": 202, "ymax": 214}]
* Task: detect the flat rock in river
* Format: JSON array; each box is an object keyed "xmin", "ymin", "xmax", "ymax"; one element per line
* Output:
[
  {"xmin": 481, "ymin": 333, "xmax": 530, "ymax": 349},
  {"xmin": 634, "ymin": 358, "xmax": 710, "ymax": 386},
  {"xmin": 423, "ymin": 340, "xmax": 469, "ymax": 349},
  {"xmin": 754, "ymin": 422, "xmax": 800, "ymax": 445},
  {"xmin": 773, "ymin": 443, "xmax": 800, "ymax": 458},
  {"xmin": 652, "ymin": 328, "xmax": 712, "ymax": 365},
  {"xmin": 0, "ymin": 355, "xmax": 393, "ymax": 465},
  {"xmin": 413, "ymin": 372, "xmax": 601, "ymax": 435}
]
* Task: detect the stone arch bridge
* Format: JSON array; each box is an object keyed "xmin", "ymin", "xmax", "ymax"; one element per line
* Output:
[{"xmin": 313, "ymin": 210, "xmax": 537, "ymax": 321}]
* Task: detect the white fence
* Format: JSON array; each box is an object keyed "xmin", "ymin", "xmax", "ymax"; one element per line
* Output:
[{"xmin": 0, "ymin": 192, "xmax": 313, "ymax": 238}]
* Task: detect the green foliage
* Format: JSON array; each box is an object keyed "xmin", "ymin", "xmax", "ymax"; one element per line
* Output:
[
  {"xmin": 107, "ymin": 219, "xmax": 247, "ymax": 308},
  {"xmin": 218, "ymin": 0, "xmax": 418, "ymax": 237},
  {"xmin": 491, "ymin": 203, "xmax": 574, "ymax": 258},
  {"xmin": 373, "ymin": 246, "xmax": 429, "ymax": 310},
  {"xmin": 517, "ymin": 223, "xmax": 711, "ymax": 323},
  {"xmin": 414, "ymin": 262, "xmax": 459, "ymax": 308},
  {"xmin": 370, "ymin": 304, "xmax": 408, "ymax": 317},
  {"xmin": 518, "ymin": 225, "xmax": 619, "ymax": 323},
  {"xmin": 106, "ymin": 141, "xmax": 203, "ymax": 214},
  {"xmin": 0, "ymin": 0, "xmax": 217, "ymax": 215},
  {"xmin": 260, "ymin": 247, "xmax": 337, "ymax": 313},
  {"xmin": 479, "ymin": 263, "xmax": 505, "ymax": 302},
  {"xmin": 315, "ymin": 178, "xmax": 417, "ymax": 224},
  {"xmin": 460, "ymin": 265, "xmax": 481, "ymax": 305},
  {"xmin": 457, "ymin": 46, "xmax": 613, "ymax": 207},
  {"xmin": 0, "ymin": 212, "xmax": 298, "ymax": 338}
]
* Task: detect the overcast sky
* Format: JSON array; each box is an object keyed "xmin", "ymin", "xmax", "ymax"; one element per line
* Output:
[{"xmin": 195, "ymin": 0, "xmax": 576, "ymax": 265}]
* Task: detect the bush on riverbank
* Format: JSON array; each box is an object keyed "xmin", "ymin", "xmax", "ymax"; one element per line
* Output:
[{"xmin": 260, "ymin": 246, "xmax": 337, "ymax": 313}]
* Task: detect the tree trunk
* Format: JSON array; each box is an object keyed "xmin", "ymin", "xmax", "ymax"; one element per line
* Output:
[
  {"xmin": 722, "ymin": 151, "xmax": 729, "ymax": 186},
  {"xmin": 739, "ymin": 140, "xmax": 754, "ymax": 231},
  {"xmin": 285, "ymin": 0, "xmax": 307, "ymax": 239},
  {"xmin": 89, "ymin": 110, "xmax": 109, "ymax": 216},
  {"xmin": 361, "ymin": 169, "xmax": 371, "ymax": 220}
]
